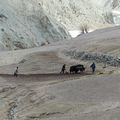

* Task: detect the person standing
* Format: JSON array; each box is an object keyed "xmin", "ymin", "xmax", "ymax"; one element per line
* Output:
[{"xmin": 90, "ymin": 62, "xmax": 96, "ymax": 73}]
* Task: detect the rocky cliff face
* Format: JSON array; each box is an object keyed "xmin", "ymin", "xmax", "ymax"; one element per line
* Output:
[
  {"xmin": 91, "ymin": 0, "xmax": 120, "ymax": 24},
  {"xmin": 39, "ymin": 0, "xmax": 113, "ymax": 30},
  {"xmin": 0, "ymin": 0, "xmax": 119, "ymax": 50},
  {"xmin": 0, "ymin": 0, "xmax": 70, "ymax": 50}
]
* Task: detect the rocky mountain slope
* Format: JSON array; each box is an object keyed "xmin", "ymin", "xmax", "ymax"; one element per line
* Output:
[
  {"xmin": 40, "ymin": 0, "xmax": 113, "ymax": 30},
  {"xmin": 0, "ymin": 25, "xmax": 120, "ymax": 120},
  {"xmin": 0, "ymin": 0, "xmax": 120, "ymax": 50},
  {"xmin": 0, "ymin": 0, "xmax": 70, "ymax": 50}
]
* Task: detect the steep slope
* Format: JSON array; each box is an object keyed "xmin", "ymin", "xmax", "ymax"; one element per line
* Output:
[
  {"xmin": 0, "ymin": 0, "xmax": 70, "ymax": 50},
  {"xmin": 92, "ymin": 0, "xmax": 120, "ymax": 24}
]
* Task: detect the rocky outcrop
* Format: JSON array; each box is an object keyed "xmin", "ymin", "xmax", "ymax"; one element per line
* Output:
[
  {"xmin": 65, "ymin": 50, "xmax": 120, "ymax": 67},
  {"xmin": 0, "ymin": 0, "xmax": 70, "ymax": 50},
  {"xmin": 39, "ymin": 0, "xmax": 114, "ymax": 30}
]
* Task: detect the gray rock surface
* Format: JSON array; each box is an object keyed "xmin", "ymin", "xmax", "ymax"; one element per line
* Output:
[{"xmin": 0, "ymin": 0, "xmax": 70, "ymax": 50}]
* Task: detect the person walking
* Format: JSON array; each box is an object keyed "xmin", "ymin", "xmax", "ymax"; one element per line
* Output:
[
  {"xmin": 60, "ymin": 64, "xmax": 66, "ymax": 74},
  {"xmin": 14, "ymin": 67, "xmax": 19, "ymax": 77},
  {"xmin": 90, "ymin": 62, "xmax": 96, "ymax": 73}
]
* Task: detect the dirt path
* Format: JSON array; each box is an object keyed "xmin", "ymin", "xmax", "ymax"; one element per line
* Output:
[{"xmin": 0, "ymin": 72, "xmax": 92, "ymax": 82}]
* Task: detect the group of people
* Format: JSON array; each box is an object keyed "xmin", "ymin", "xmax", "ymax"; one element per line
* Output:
[
  {"xmin": 13, "ymin": 62, "xmax": 96, "ymax": 77},
  {"xmin": 60, "ymin": 62, "xmax": 96, "ymax": 74}
]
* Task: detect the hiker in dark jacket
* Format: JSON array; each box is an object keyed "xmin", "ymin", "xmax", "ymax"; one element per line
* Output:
[
  {"xmin": 90, "ymin": 62, "xmax": 96, "ymax": 73},
  {"xmin": 14, "ymin": 67, "xmax": 19, "ymax": 77}
]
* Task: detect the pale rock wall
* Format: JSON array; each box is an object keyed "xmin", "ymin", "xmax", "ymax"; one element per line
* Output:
[
  {"xmin": 0, "ymin": 0, "xmax": 70, "ymax": 50},
  {"xmin": 39, "ymin": 0, "xmax": 114, "ymax": 30}
]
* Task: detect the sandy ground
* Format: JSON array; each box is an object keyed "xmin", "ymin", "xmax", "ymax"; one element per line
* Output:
[
  {"xmin": 0, "ymin": 26, "xmax": 120, "ymax": 120},
  {"xmin": 0, "ymin": 72, "xmax": 120, "ymax": 120},
  {"xmin": 0, "ymin": 48, "xmax": 119, "ymax": 120}
]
